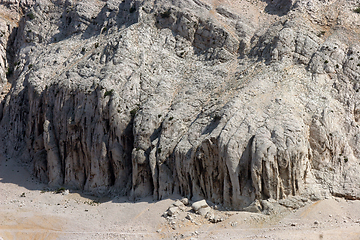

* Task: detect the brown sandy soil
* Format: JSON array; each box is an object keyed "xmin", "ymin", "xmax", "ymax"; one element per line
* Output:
[{"xmin": 1, "ymin": 156, "xmax": 360, "ymax": 240}]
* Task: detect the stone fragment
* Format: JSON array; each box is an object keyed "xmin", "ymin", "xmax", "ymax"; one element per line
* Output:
[
  {"xmin": 192, "ymin": 200, "xmax": 209, "ymax": 212},
  {"xmin": 186, "ymin": 213, "xmax": 193, "ymax": 221},
  {"xmin": 62, "ymin": 189, "xmax": 69, "ymax": 195},
  {"xmin": 243, "ymin": 200, "xmax": 262, "ymax": 213},
  {"xmin": 198, "ymin": 206, "xmax": 211, "ymax": 216},
  {"xmin": 230, "ymin": 221, "xmax": 238, "ymax": 227},
  {"xmin": 205, "ymin": 210, "xmax": 214, "ymax": 220},
  {"xmin": 210, "ymin": 215, "xmax": 224, "ymax": 223},
  {"xmin": 167, "ymin": 207, "xmax": 178, "ymax": 216},
  {"xmin": 180, "ymin": 198, "xmax": 189, "ymax": 205},
  {"xmin": 173, "ymin": 200, "xmax": 185, "ymax": 210}
]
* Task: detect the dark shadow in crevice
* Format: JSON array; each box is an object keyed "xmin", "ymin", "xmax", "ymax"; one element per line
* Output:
[
  {"xmin": 202, "ymin": 116, "xmax": 221, "ymax": 135},
  {"xmin": 50, "ymin": 0, "xmax": 140, "ymax": 43},
  {"xmin": 80, "ymin": 0, "xmax": 140, "ymax": 40},
  {"xmin": 261, "ymin": 0, "xmax": 293, "ymax": 16}
]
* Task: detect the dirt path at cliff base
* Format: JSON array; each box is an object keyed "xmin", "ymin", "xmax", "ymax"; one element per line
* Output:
[{"xmin": 1, "ymin": 157, "xmax": 360, "ymax": 240}]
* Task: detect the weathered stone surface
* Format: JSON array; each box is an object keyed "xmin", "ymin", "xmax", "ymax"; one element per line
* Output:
[
  {"xmin": 180, "ymin": 197, "xmax": 189, "ymax": 206},
  {"xmin": 192, "ymin": 200, "xmax": 209, "ymax": 212},
  {"xmin": 198, "ymin": 206, "xmax": 211, "ymax": 216},
  {"xmin": 243, "ymin": 200, "xmax": 262, "ymax": 213},
  {"xmin": 1, "ymin": 0, "xmax": 360, "ymax": 210},
  {"xmin": 167, "ymin": 206, "xmax": 178, "ymax": 216}
]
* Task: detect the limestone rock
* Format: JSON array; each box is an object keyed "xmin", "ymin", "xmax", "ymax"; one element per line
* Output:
[
  {"xmin": 167, "ymin": 206, "xmax": 178, "ymax": 216},
  {"xmin": 198, "ymin": 206, "xmax": 212, "ymax": 216},
  {"xmin": 210, "ymin": 215, "xmax": 224, "ymax": 223},
  {"xmin": 180, "ymin": 198, "xmax": 189, "ymax": 206},
  {"xmin": 243, "ymin": 200, "xmax": 262, "ymax": 213},
  {"xmin": 0, "ymin": 0, "xmax": 360, "ymax": 211},
  {"xmin": 192, "ymin": 200, "xmax": 209, "ymax": 212}
]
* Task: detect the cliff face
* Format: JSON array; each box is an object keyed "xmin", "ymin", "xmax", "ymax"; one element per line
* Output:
[{"xmin": 1, "ymin": 0, "xmax": 360, "ymax": 210}]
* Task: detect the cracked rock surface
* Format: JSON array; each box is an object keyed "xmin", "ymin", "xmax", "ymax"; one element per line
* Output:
[{"xmin": 1, "ymin": 0, "xmax": 360, "ymax": 210}]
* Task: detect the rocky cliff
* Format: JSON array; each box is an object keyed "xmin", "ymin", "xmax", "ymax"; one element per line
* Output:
[{"xmin": 1, "ymin": 0, "xmax": 360, "ymax": 210}]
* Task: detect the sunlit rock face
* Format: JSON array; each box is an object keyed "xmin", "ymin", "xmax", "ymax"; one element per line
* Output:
[{"xmin": 1, "ymin": 0, "xmax": 360, "ymax": 209}]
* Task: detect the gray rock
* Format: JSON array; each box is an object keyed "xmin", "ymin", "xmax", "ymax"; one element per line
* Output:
[
  {"xmin": 243, "ymin": 200, "xmax": 262, "ymax": 213},
  {"xmin": 198, "ymin": 206, "xmax": 211, "ymax": 216},
  {"xmin": 191, "ymin": 200, "xmax": 209, "ymax": 212},
  {"xmin": 278, "ymin": 196, "xmax": 307, "ymax": 209},
  {"xmin": 210, "ymin": 215, "xmax": 224, "ymax": 223},
  {"xmin": 0, "ymin": 0, "xmax": 360, "ymax": 211},
  {"xmin": 205, "ymin": 211, "xmax": 214, "ymax": 220},
  {"xmin": 173, "ymin": 200, "xmax": 185, "ymax": 209},
  {"xmin": 62, "ymin": 189, "xmax": 69, "ymax": 195},
  {"xmin": 167, "ymin": 207, "xmax": 178, "ymax": 216},
  {"xmin": 180, "ymin": 198, "xmax": 189, "ymax": 206}
]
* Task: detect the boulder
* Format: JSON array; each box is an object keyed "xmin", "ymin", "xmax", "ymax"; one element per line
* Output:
[{"xmin": 192, "ymin": 200, "xmax": 209, "ymax": 212}]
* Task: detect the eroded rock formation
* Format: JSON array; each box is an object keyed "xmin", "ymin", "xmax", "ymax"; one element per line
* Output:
[{"xmin": 1, "ymin": 0, "xmax": 360, "ymax": 210}]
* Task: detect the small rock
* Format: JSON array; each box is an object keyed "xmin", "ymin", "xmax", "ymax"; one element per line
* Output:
[
  {"xmin": 186, "ymin": 213, "xmax": 193, "ymax": 221},
  {"xmin": 205, "ymin": 211, "xmax": 215, "ymax": 220},
  {"xmin": 173, "ymin": 200, "xmax": 185, "ymax": 210},
  {"xmin": 173, "ymin": 200, "xmax": 185, "ymax": 208},
  {"xmin": 198, "ymin": 206, "xmax": 211, "ymax": 216},
  {"xmin": 291, "ymin": 223, "xmax": 296, "ymax": 226},
  {"xmin": 192, "ymin": 200, "xmax": 209, "ymax": 212},
  {"xmin": 314, "ymin": 220, "xmax": 319, "ymax": 225},
  {"xmin": 243, "ymin": 200, "xmax": 262, "ymax": 213},
  {"xmin": 167, "ymin": 207, "xmax": 178, "ymax": 216},
  {"xmin": 210, "ymin": 215, "xmax": 224, "ymax": 223},
  {"xmin": 260, "ymin": 199, "xmax": 274, "ymax": 215},
  {"xmin": 62, "ymin": 189, "xmax": 69, "ymax": 195},
  {"xmin": 180, "ymin": 198, "xmax": 189, "ymax": 205},
  {"xmin": 20, "ymin": 192, "xmax": 26, "ymax": 197},
  {"xmin": 230, "ymin": 221, "xmax": 238, "ymax": 227}
]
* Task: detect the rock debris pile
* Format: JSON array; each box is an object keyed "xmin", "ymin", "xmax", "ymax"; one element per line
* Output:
[{"xmin": 163, "ymin": 198, "xmax": 225, "ymax": 230}]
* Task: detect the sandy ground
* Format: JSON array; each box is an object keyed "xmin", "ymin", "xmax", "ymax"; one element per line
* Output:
[{"xmin": 1, "ymin": 156, "xmax": 360, "ymax": 240}]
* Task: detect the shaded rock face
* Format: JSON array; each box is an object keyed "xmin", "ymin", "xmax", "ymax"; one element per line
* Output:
[{"xmin": 1, "ymin": 0, "xmax": 360, "ymax": 209}]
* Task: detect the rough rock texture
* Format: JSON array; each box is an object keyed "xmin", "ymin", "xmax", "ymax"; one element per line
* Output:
[{"xmin": 1, "ymin": 0, "xmax": 360, "ymax": 210}]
